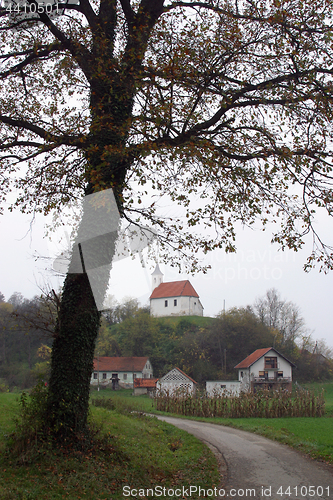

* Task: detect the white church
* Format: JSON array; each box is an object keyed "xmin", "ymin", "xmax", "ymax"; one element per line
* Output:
[{"xmin": 149, "ymin": 264, "xmax": 204, "ymax": 318}]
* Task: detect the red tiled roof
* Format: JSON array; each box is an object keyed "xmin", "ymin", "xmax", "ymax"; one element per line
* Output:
[
  {"xmin": 134, "ymin": 378, "xmax": 158, "ymax": 388},
  {"xmin": 234, "ymin": 348, "xmax": 273, "ymax": 369},
  {"xmin": 234, "ymin": 348, "xmax": 296, "ymax": 369},
  {"xmin": 150, "ymin": 280, "xmax": 199, "ymax": 299},
  {"xmin": 93, "ymin": 356, "xmax": 149, "ymax": 372}
]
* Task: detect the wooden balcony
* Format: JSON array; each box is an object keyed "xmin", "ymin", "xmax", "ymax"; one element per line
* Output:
[{"xmin": 252, "ymin": 376, "xmax": 291, "ymax": 383}]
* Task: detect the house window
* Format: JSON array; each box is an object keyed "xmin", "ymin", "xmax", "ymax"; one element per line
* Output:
[
  {"xmin": 240, "ymin": 371, "xmax": 243, "ymax": 378},
  {"xmin": 165, "ymin": 300, "xmax": 168, "ymax": 307},
  {"xmin": 102, "ymin": 373, "xmax": 107, "ymax": 379},
  {"xmin": 265, "ymin": 356, "xmax": 278, "ymax": 369},
  {"xmin": 221, "ymin": 385, "xmax": 226, "ymax": 389},
  {"xmin": 133, "ymin": 373, "xmax": 137, "ymax": 379},
  {"xmin": 174, "ymin": 299, "xmax": 177, "ymax": 306},
  {"xmin": 259, "ymin": 371, "xmax": 265, "ymax": 378},
  {"xmin": 277, "ymin": 371, "xmax": 283, "ymax": 378},
  {"xmin": 123, "ymin": 373, "xmax": 127, "ymax": 380},
  {"xmin": 93, "ymin": 372, "xmax": 97, "ymax": 379}
]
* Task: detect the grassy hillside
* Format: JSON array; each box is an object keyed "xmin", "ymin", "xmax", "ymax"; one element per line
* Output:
[
  {"xmin": 157, "ymin": 315, "xmax": 216, "ymax": 327},
  {"xmin": 0, "ymin": 392, "xmax": 219, "ymax": 500}
]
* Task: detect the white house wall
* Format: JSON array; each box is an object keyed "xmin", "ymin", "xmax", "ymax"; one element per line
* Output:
[
  {"xmin": 90, "ymin": 360, "xmax": 153, "ymax": 386},
  {"xmin": 157, "ymin": 380, "xmax": 195, "ymax": 394},
  {"xmin": 150, "ymin": 296, "xmax": 203, "ymax": 317},
  {"xmin": 91, "ymin": 371, "xmax": 142, "ymax": 385},
  {"xmin": 238, "ymin": 369, "xmax": 251, "ymax": 392},
  {"xmin": 206, "ymin": 381, "xmax": 241, "ymax": 397},
  {"xmin": 251, "ymin": 350, "xmax": 293, "ymax": 379}
]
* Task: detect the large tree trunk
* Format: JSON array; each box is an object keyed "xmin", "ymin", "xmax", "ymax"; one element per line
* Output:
[
  {"xmin": 46, "ymin": 153, "xmax": 132, "ymax": 441},
  {"xmin": 45, "ymin": 12, "xmax": 136, "ymax": 437},
  {"xmin": 47, "ymin": 272, "xmax": 101, "ymax": 439}
]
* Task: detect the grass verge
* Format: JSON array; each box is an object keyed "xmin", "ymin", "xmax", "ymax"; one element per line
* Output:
[
  {"xmin": 0, "ymin": 392, "xmax": 219, "ymax": 499},
  {"xmin": 91, "ymin": 383, "xmax": 333, "ymax": 466}
]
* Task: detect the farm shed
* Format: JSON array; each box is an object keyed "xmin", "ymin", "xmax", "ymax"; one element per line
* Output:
[
  {"xmin": 156, "ymin": 367, "xmax": 197, "ymax": 395},
  {"xmin": 133, "ymin": 378, "xmax": 158, "ymax": 396}
]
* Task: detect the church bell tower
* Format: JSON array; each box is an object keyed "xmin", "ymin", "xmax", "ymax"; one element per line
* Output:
[{"xmin": 151, "ymin": 263, "xmax": 163, "ymax": 292}]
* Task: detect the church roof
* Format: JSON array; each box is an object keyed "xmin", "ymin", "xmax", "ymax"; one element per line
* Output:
[{"xmin": 150, "ymin": 280, "xmax": 199, "ymax": 299}]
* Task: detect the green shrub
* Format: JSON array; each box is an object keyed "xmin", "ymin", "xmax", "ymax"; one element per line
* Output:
[{"xmin": 0, "ymin": 378, "xmax": 9, "ymax": 393}]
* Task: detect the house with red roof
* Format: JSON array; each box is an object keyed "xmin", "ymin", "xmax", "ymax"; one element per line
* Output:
[
  {"xmin": 91, "ymin": 356, "xmax": 153, "ymax": 389},
  {"xmin": 234, "ymin": 347, "xmax": 295, "ymax": 392},
  {"xmin": 149, "ymin": 264, "xmax": 203, "ymax": 317}
]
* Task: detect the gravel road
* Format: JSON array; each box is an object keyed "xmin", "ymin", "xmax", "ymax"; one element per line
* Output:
[{"xmin": 156, "ymin": 416, "xmax": 332, "ymax": 500}]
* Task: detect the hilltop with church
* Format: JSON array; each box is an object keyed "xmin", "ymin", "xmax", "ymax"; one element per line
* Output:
[{"xmin": 149, "ymin": 264, "xmax": 204, "ymax": 317}]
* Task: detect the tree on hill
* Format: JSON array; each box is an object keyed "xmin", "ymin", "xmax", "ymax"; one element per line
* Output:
[
  {"xmin": 206, "ymin": 307, "xmax": 276, "ymax": 376},
  {"xmin": 1, "ymin": 0, "xmax": 333, "ymax": 439},
  {"xmin": 0, "ymin": 301, "xmax": 14, "ymax": 366},
  {"xmin": 115, "ymin": 310, "xmax": 170, "ymax": 375},
  {"xmin": 254, "ymin": 288, "xmax": 307, "ymax": 355},
  {"xmin": 95, "ymin": 318, "xmax": 123, "ymax": 356},
  {"xmin": 102, "ymin": 296, "xmax": 141, "ymax": 326}
]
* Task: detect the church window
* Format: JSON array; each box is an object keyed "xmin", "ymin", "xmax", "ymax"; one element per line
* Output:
[
  {"xmin": 165, "ymin": 300, "xmax": 168, "ymax": 307},
  {"xmin": 174, "ymin": 299, "xmax": 177, "ymax": 306}
]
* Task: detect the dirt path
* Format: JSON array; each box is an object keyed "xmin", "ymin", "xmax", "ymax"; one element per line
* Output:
[{"xmin": 156, "ymin": 416, "xmax": 332, "ymax": 500}]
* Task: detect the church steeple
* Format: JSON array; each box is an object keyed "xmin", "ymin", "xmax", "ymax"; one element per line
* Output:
[{"xmin": 151, "ymin": 263, "xmax": 163, "ymax": 291}]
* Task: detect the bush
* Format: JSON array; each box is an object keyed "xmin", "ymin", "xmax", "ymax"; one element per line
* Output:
[{"xmin": 0, "ymin": 378, "xmax": 9, "ymax": 392}]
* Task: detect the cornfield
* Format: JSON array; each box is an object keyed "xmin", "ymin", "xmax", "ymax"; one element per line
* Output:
[{"xmin": 154, "ymin": 388, "xmax": 326, "ymax": 418}]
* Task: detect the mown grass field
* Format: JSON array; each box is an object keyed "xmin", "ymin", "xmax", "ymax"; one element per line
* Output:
[
  {"xmin": 0, "ymin": 392, "xmax": 219, "ymax": 499},
  {"xmin": 92, "ymin": 382, "xmax": 333, "ymax": 465}
]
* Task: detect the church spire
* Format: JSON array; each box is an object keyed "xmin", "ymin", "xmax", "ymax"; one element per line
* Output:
[{"xmin": 151, "ymin": 263, "xmax": 163, "ymax": 291}]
